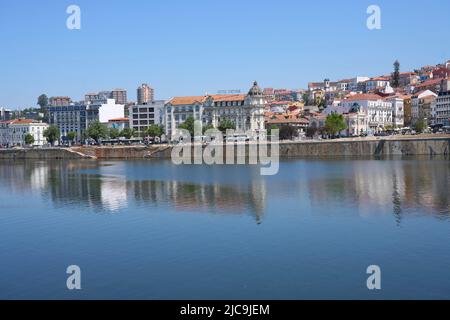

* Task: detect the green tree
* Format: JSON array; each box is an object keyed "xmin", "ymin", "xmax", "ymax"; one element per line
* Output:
[
  {"xmin": 145, "ymin": 124, "xmax": 164, "ymax": 138},
  {"xmin": 86, "ymin": 121, "xmax": 109, "ymax": 142},
  {"xmin": 218, "ymin": 119, "xmax": 236, "ymax": 133},
  {"xmin": 325, "ymin": 113, "xmax": 347, "ymax": 137},
  {"xmin": 178, "ymin": 116, "xmax": 196, "ymax": 136},
  {"xmin": 120, "ymin": 128, "xmax": 136, "ymax": 139},
  {"xmin": 392, "ymin": 60, "xmax": 400, "ymax": 88},
  {"xmin": 414, "ymin": 119, "xmax": 427, "ymax": 133},
  {"xmin": 24, "ymin": 133, "xmax": 35, "ymax": 146},
  {"xmin": 67, "ymin": 131, "xmax": 77, "ymax": 143},
  {"xmin": 109, "ymin": 127, "xmax": 120, "ymax": 139},
  {"xmin": 43, "ymin": 125, "xmax": 60, "ymax": 146},
  {"xmin": 37, "ymin": 94, "xmax": 48, "ymax": 110}
]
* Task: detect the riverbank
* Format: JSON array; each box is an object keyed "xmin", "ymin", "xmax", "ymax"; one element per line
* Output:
[{"xmin": 1, "ymin": 136, "xmax": 449, "ymax": 160}]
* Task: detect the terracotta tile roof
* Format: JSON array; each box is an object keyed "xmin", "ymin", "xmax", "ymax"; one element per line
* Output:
[
  {"xmin": 169, "ymin": 96, "xmax": 206, "ymax": 105},
  {"xmin": 344, "ymin": 93, "xmax": 383, "ymax": 101},
  {"xmin": 10, "ymin": 119, "xmax": 37, "ymax": 125},
  {"xmin": 208, "ymin": 94, "xmax": 246, "ymax": 102},
  {"xmin": 369, "ymin": 77, "xmax": 390, "ymax": 81},
  {"xmin": 415, "ymin": 78, "xmax": 442, "ymax": 87}
]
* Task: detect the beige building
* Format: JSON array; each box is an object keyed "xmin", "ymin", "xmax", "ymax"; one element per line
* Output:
[
  {"xmin": 49, "ymin": 96, "xmax": 71, "ymax": 107},
  {"xmin": 137, "ymin": 84, "xmax": 154, "ymax": 104},
  {"xmin": 411, "ymin": 90, "xmax": 437, "ymax": 125},
  {"xmin": 111, "ymin": 89, "xmax": 127, "ymax": 105}
]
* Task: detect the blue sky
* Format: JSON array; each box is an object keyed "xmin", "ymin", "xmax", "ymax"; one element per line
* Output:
[{"xmin": 1, "ymin": 0, "xmax": 449, "ymax": 108}]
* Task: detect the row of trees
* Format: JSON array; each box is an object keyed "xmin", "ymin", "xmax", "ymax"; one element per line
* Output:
[{"xmin": 39, "ymin": 122, "xmax": 165, "ymax": 145}]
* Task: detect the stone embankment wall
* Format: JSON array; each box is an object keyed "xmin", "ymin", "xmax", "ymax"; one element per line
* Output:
[
  {"xmin": 0, "ymin": 148, "xmax": 93, "ymax": 160},
  {"xmin": 1, "ymin": 138, "xmax": 449, "ymax": 160}
]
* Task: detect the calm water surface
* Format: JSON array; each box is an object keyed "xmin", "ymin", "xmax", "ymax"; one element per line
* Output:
[{"xmin": 0, "ymin": 158, "xmax": 449, "ymax": 299}]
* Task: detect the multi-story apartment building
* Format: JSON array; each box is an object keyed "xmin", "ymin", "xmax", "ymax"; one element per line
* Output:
[
  {"xmin": 411, "ymin": 90, "xmax": 437, "ymax": 125},
  {"xmin": 129, "ymin": 100, "xmax": 165, "ymax": 135},
  {"xmin": 324, "ymin": 93, "xmax": 404, "ymax": 134},
  {"xmin": 111, "ymin": 89, "xmax": 127, "ymax": 105},
  {"xmin": 49, "ymin": 96, "xmax": 71, "ymax": 107},
  {"xmin": 137, "ymin": 84, "xmax": 154, "ymax": 104},
  {"xmin": 202, "ymin": 84, "xmax": 265, "ymax": 133},
  {"xmin": 0, "ymin": 119, "xmax": 49, "ymax": 146},
  {"xmin": 165, "ymin": 96, "xmax": 205, "ymax": 138},
  {"xmin": 48, "ymin": 99, "xmax": 124, "ymax": 141},
  {"xmin": 365, "ymin": 77, "xmax": 390, "ymax": 92},
  {"xmin": 432, "ymin": 79, "xmax": 450, "ymax": 126},
  {"xmin": 164, "ymin": 82, "xmax": 266, "ymax": 139},
  {"xmin": 85, "ymin": 91, "xmax": 111, "ymax": 104},
  {"xmin": 346, "ymin": 77, "xmax": 370, "ymax": 92},
  {"xmin": 0, "ymin": 107, "xmax": 13, "ymax": 121}
]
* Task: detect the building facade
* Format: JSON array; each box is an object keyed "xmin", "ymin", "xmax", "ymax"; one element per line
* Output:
[
  {"xmin": 411, "ymin": 90, "xmax": 437, "ymax": 125},
  {"xmin": 432, "ymin": 80, "xmax": 450, "ymax": 126},
  {"xmin": 0, "ymin": 107, "xmax": 13, "ymax": 121},
  {"xmin": 137, "ymin": 84, "xmax": 154, "ymax": 104},
  {"xmin": 108, "ymin": 118, "xmax": 130, "ymax": 131},
  {"xmin": 111, "ymin": 89, "xmax": 127, "ymax": 105},
  {"xmin": 49, "ymin": 96, "xmax": 71, "ymax": 107},
  {"xmin": 129, "ymin": 100, "xmax": 165, "ymax": 134},
  {"xmin": 0, "ymin": 119, "xmax": 49, "ymax": 146},
  {"xmin": 48, "ymin": 99, "xmax": 124, "ymax": 141},
  {"xmin": 164, "ymin": 82, "xmax": 266, "ymax": 139},
  {"xmin": 324, "ymin": 93, "xmax": 404, "ymax": 134}
]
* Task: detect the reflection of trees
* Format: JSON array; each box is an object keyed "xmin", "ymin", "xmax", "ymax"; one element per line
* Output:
[{"xmin": 0, "ymin": 160, "xmax": 266, "ymax": 221}]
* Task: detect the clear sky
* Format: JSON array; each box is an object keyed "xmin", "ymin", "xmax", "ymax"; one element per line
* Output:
[{"xmin": 1, "ymin": 0, "xmax": 449, "ymax": 108}]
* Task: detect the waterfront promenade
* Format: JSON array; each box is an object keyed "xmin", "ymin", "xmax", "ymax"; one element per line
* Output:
[{"xmin": 0, "ymin": 135, "xmax": 449, "ymax": 160}]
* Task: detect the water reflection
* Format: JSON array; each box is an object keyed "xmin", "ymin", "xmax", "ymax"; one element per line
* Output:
[
  {"xmin": 0, "ymin": 161, "xmax": 267, "ymax": 222},
  {"xmin": 0, "ymin": 158, "xmax": 448, "ymax": 223},
  {"xmin": 306, "ymin": 159, "xmax": 450, "ymax": 219}
]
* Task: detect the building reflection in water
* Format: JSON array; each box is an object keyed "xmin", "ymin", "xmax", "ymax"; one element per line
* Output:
[
  {"xmin": 0, "ymin": 160, "xmax": 266, "ymax": 223},
  {"xmin": 306, "ymin": 158, "xmax": 450, "ymax": 220},
  {"xmin": 0, "ymin": 158, "xmax": 448, "ymax": 223}
]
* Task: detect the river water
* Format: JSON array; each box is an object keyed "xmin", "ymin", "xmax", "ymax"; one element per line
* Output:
[{"xmin": 0, "ymin": 158, "xmax": 449, "ymax": 299}]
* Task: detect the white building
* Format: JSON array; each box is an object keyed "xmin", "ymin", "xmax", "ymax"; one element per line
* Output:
[
  {"xmin": 0, "ymin": 119, "xmax": 49, "ymax": 147},
  {"xmin": 165, "ymin": 82, "xmax": 266, "ymax": 139},
  {"xmin": 347, "ymin": 76, "xmax": 370, "ymax": 92},
  {"xmin": 324, "ymin": 93, "xmax": 404, "ymax": 134},
  {"xmin": 365, "ymin": 77, "xmax": 390, "ymax": 92},
  {"xmin": 432, "ymin": 79, "xmax": 450, "ymax": 126},
  {"xmin": 164, "ymin": 96, "xmax": 204, "ymax": 138},
  {"xmin": 203, "ymin": 82, "xmax": 266, "ymax": 133},
  {"xmin": 95, "ymin": 99, "xmax": 125, "ymax": 124},
  {"xmin": 129, "ymin": 100, "xmax": 165, "ymax": 134}
]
